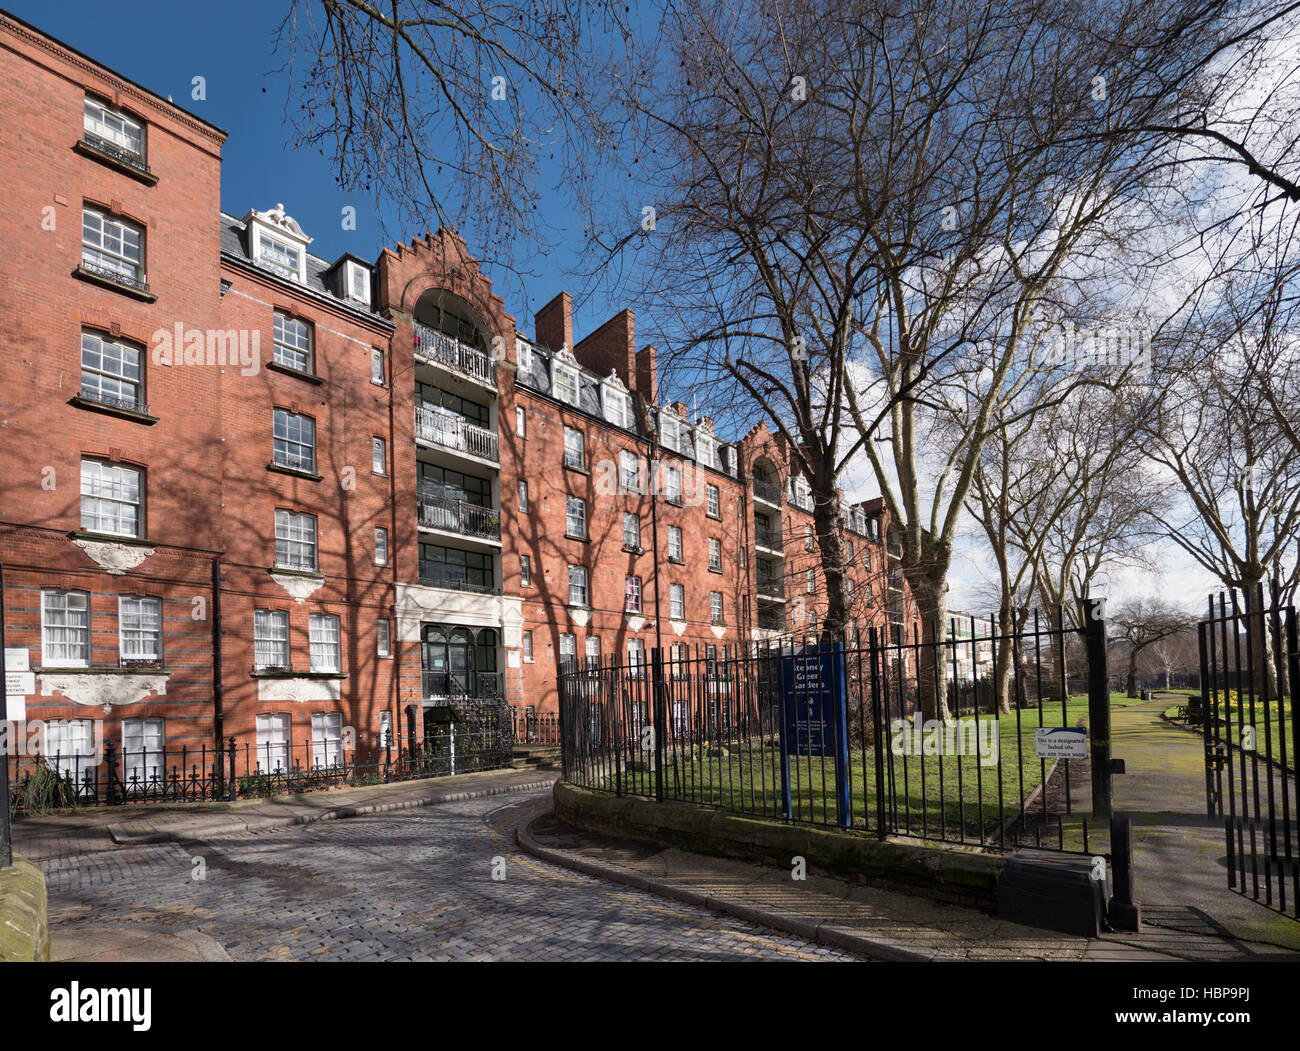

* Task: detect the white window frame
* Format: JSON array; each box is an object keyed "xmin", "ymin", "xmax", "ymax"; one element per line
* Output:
[
  {"xmin": 311, "ymin": 711, "xmax": 344, "ymax": 768},
  {"xmin": 272, "ymin": 312, "xmax": 313, "ymax": 372},
  {"xmin": 563, "ymin": 426, "xmax": 585, "ymax": 469},
  {"xmin": 710, "ymin": 592, "xmax": 724, "ymax": 625},
  {"xmin": 119, "ymin": 595, "xmax": 162, "ymax": 663},
  {"xmin": 807, "ymin": 568, "xmax": 816, "ymax": 594},
  {"xmin": 625, "ymin": 575, "xmax": 643, "ymax": 614},
  {"xmin": 257, "ymin": 231, "xmax": 304, "ymax": 282},
  {"xmin": 517, "ymin": 339, "xmax": 533, "ymax": 371},
  {"xmin": 665, "ymin": 465, "xmax": 682, "ymax": 504},
  {"xmin": 46, "ymin": 719, "xmax": 96, "ymax": 781},
  {"xmin": 585, "ymin": 636, "xmax": 601, "ymax": 665},
  {"xmin": 518, "ymin": 481, "xmax": 529, "ymax": 512},
  {"xmin": 372, "ymin": 436, "xmax": 387, "ymax": 475},
  {"xmin": 81, "ymin": 330, "xmax": 142, "ymax": 410},
  {"xmin": 559, "ymin": 633, "xmax": 577, "ymax": 667},
  {"xmin": 275, "ymin": 509, "xmax": 318, "ymax": 571},
  {"xmin": 670, "ymin": 583, "xmax": 685, "ymax": 620},
  {"xmin": 520, "ymin": 554, "xmax": 532, "ymax": 586},
  {"xmin": 522, "ymin": 630, "xmax": 534, "ymax": 662},
  {"xmin": 668, "ymin": 525, "xmax": 683, "ymax": 561},
  {"xmin": 273, "ymin": 407, "xmax": 316, "ymax": 473},
  {"xmin": 553, "ymin": 365, "xmax": 580, "ymax": 406},
  {"xmin": 627, "ymin": 638, "xmax": 646, "ymax": 679},
  {"xmin": 84, "ymin": 95, "xmax": 144, "ymax": 158},
  {"xmin": 620, "ymin": 450, "xmax": 640, "ymax": 493},
  {"xmin": 565, "ymin": 495, "xmax": 587, "ymax": 538},
  {"xmin": 602, "ymin": 385, "xmax": 631, "ymax": 428},
  {"xmin": 805, "ymin": 524, "xmax": 815, "ymax": 552},
  {"xmin": 254, "ymin": 609, "xmax": 291, "ymax": 670},
  {"xmin": 346, "ymin": 261, "xmax": 372, "ymax": 306},
  {"xmin": 121, "ymin": 717, "xmax": 164, "ymax": 785},
  {"xmin": 623, "ymin": 512, "xmax": 640, "ymax": 549},
  {"xmin": 374, "ymin": 527, "xmax": 389, "ymax": 566},
  {"xmin": 515, "ymin": 406, "xmax": 526, "ymax": 437},
  {"xmin": 370, "ymin": 347, "xmax": 385, "ymax": 385},
  {"xmin": 81, "ymin": 205, "xmax": 143, "ymax": 285},
  {"xmin": 706, "ymin": 484, "xmax": 720, "ymax": 517},
  {"xmin": 708, "ymin": 537, "xmax": 722, "ymax": 570},
  {"xmin": 256, "ymin": 713, "xmax": 292, "ymax": 773},
  {"xmin": 42, "ymin": 590, "xmax": 91, "ymax": 667},
  {"xmin": 309, "ymin": 613, "xmax": 342, "ymax": 673},
  {"xmin": 568, "ymin": 564, "xmax": 589, "ymax": 606},
  {"xmin": 377, "ymin": 619, "xmax": 391, "ymax": 658},
  {"xmin": 81, "ymin": 458, "xmax": 142, "ymax": 538}
]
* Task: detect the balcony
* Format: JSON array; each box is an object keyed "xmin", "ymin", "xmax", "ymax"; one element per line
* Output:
[
  {"xmin": 418, "ymin": 489, "xmax": 502, "ymax": 541},
  {"xmin": 415, "ymin": 405, "xmax": 500, "ymax": 463},
  {"xmin": 413, "ymin": 321, "xmax": 496, "ymax": 390},
  {"xmin": 756, "ymin": 575, "xmax": 785, "ymax": 599},
  {"xmin": 418, "ymin": 559, "xmax": 501, "ymax": 594},
  {"xmin": 80, "ymin": 132, "xmax": 152, "ymax": 177},
  {"xmin": 422, "ymin": 670, "xmax": 504, "ymax": 700},
  {"xmin": 754, "ymin": 524, "xmax": 784, "ymax": 552},
  {"xmin": 757, "ymin": 608, "xmax": 785, "ymax": 631},
  {"xmin": 752, "ymin": 478, "xmax": 782, "ymax": 506},
  {"xmin": 76, "ymin": 385, "xmax": 152, "ymax": 418}
]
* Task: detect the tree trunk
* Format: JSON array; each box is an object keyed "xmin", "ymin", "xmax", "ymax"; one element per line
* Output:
[
  {"xmin": 901, "ymin": 563, "xmax": 952, "ymax": 723},
  {"xmin": 988, "ymin": 606, "xmax": 1014, "ymax": 714},
  {"xmin": 1126, "ymin": 649, "xmax": 1139, "ymax": 698}
]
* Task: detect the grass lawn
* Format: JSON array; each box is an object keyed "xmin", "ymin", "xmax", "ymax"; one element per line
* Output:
[{"xmin": 590, "ymin": 693, "xmax": 1135, "ymax": 844}]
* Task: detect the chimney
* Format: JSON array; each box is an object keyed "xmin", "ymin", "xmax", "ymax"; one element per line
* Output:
[
  {"xmin": 671, "ymin": 401, "xmax": 690, "ymax": 419},
  {"xmin": 573, "ymin": 308, "xmax": 636, "ymax": 388},
  {"xmin": 535, "ymin": 291, "xmax": 573, "ymax": 353},
  {"xmin": 698, "ymin": 416, "xmax": 715, "ymax": 432},
  {"xmin": 636, "ymin": 344, "xmax": 658, "ymax": 404}
]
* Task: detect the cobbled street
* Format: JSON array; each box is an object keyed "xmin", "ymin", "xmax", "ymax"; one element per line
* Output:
[{"xmin": 40, "ymin": 789, "xmax": 857, "ymax": 962}]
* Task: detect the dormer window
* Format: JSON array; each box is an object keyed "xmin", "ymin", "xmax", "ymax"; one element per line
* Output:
[
  {"xmin": 345, "ymin": 261, "xmax": 371, "ymax": 306},
  {"xmin": 659, "ymin": 412, "xmax": 679, "ymax": 452},
  {"xmin": 553, "ymin": 364, "xmax": 579, "ymax": 406},
  {"xmin": 517, "ymin": 339, "xmax": 533, "ymax": 371},
  {"xmin": 697, "ymin": 433, "xmax": 717, "ymax": 469},
  {"xmin": 83, "ymin": 96, "xmax": 144, "ymax": 162},
  {"xmin": 601, "ymin": 373, "xmax": 632, "ymax": 428},
  {"xmin": 257, "ymin": 232, "xmax": 301, "ymax": 281}
]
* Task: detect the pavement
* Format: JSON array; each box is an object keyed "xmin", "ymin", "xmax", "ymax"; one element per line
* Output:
[{"xmin": 17, "ymin": 705, "xmax": 1300, "ymax": 961}]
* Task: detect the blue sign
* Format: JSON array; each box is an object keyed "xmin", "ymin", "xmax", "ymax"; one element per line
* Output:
[{"xmin": 775, "ymin": 643, "xmax": 851, "ymax": 827}]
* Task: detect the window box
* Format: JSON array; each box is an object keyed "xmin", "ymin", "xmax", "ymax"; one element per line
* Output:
[
  {"xmin": 265, "ymin": 359, "xmax": 324, "ymax": 384},
  {"xmin": 250, "ymin": 668, "xmax": 349, "ymax": 680},
  {"xmin": 69, "ymin": 394, "xmax": 158, "ymax": 424},
  {"xmin": 621, "ymin": 544, "xmax": 643, "ymax": 555},
  {"xmin": 668, "ymin": 556, "xmax": 685, "ymax": 565},
  {"xmin": 74, "ymin": 136, "xmax": 158, "ymax": 184},
  {"xmin": 73, "ymin": 263, "xmax": 155, "ymax": 302}
]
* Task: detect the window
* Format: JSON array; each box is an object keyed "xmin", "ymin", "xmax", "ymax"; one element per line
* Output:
[
  {"xmin": 311, "ymin": 712, "xmax": 344, "ymax": 768},
  {"xmin": 554, "ymin": 365, "xmax": 579, "ymax": 405},
  {"xmin": 710, "ymin": 592, "xmax": 724, "ymax": 625},
  {"xmin": 665, "ymin": 465, "xmax": 682, "ymax": 504},
  {"xmin": 625, "ymin": 575, "xmax": 643, "ymax": 613},
  {"xmin": 670, "ymin": 642, "xmax": 688, "ymax": 680},
  {"xmin": 275, "ymin": 509, "xmax": 318, "ymax": 571},
  {"xmin": 273, "ymin": 312, "xmax": 313, "ymax": 372},
  {"xmin": 517, "ymin": 340, "xmax": 533, "ymax": 371},
  {"xmin": 708, "ymin": 538, "xmax": 722, "ymax": 571},
  {"xmin": 660, "ymin": 413, "xmax": 679, "ymax": 451},
  {"xmin": 585, "ymin": 637, "xmax": 602, "ymax": 668},
  {"xmin": 568, "ymin": 564, "xmax": 589, "ymax": 606},
  {"xmin": 370, "ymin": 347, "xmax": 385, "ymax": 385},
  {"xmin": 254, "ymin": 610, "xmax": 290, "ymax": 669},
  {"xmin": 805, "ymin": 525, "xmax": 815, "ymax": 552},
  {"xmin": 670, "ymin": 583, "xmax": 685, "ymax": 620},
  {"xmin": 518, "ymin": 481, "xmax": 529, "ymax": 512},
  {"xmin": 564, "ymin": 426, "xmax": 585, "ymax": 469},
  {"xmin": 565, "ymin": 495, "xmax": 587, "ymax": 539},
  {"xmin": 623, "ymin": 512, "xmax": 640, "ymax": 549},
  {"xmin": 559, "ymin": 633, "xmax": 577, "ymax": 668},
  {"xmin": 627, "ymin": 638, "xmax": 646, "ymax": 678},
  {"xmin": 81, "ymin": 459, "xmax": 142, "ymax": 537},
  {"xmin": 807, "ymin": 568, "xmax": 816, "ymax": 594},
  {"xmin": 664, "ymin": 526, "xmax": 681, "ymax": 562},
  {"xmin": 846, "ymin": 540, "xmax": 855, "ymax": 562},
  {"xmin": 45, "ymin": 719, "xmax": 95, "ymax": 781},
  {"xmin": 309, "ymin": 613, "xmax": 341, "ymax": 672},
  {"xmin": 697, "ymin": 434, "xmax": 717, "ymax": 469},
  {"xmin": 706, "ymin": 484, "xmax": 720, "ymax": 517},
  {"xmin": 603, "ymin": 386, "xmax": 631, "ymax": 428},
  {"xmin": 42, "ymin": 590, "xmax": 90, "ymax": 666},
  {"xmin": 520, "ymin": 555, "xmax": 532, "ymax": 586},
  {"xmin": 374, "ymin": 527, "xmax": 388, "ymax": 566},
  {"xmin": 377, "ymin": 619, "xmax": 391, "ymax": 658},
  {"xmin": 349, "ymin": 263, "xmax": 371, "ymax": 306},
  {"xmin": 620, "ymin": 450, "xmax": 640, "ymax": 493},
  {"xmin": 84, "ymin": 96, "xmax": 144, "ymax": 160},
  {"xmin": 256, "ymin": 713, "xmax": 291, "ymax": 772},
  {"xmin": 119, "ymin": 596, "xmax": 162, "ymax": 662},
  {"xmin": 82, "ymin": 206, "xmax": 143, "ymax": 285},
  {"xmin": 257, "ymin": 232, "xmax": 302, "ymax": 281},
  {"xmin": 372, "ymin": 437, "xmax": 387, "ymax": 474},
  {"xmin": 121, "ymin": 717, "xmax": 164, "ymax": 785},
  {"xmin": 273, "ymin": 408, "xmax": 316, "ymax": 472},
  {"xmin": 522, "ymin": 630, "xmax": 534, "ymax": 662},
  {"xmin": 81, "ymin": 331, "xmax": 141, "ymax": 411},
  {"xmin": 515, "ymin": 406, "xmax": 526, "ymax": 437},
  {"xmin": 846, "ymin": 578, "xmax": 855, "ymax": 602}
]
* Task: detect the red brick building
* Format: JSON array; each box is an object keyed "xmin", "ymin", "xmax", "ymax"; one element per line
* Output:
[{"xmin": 0, "ymin": 12, "xmax": 909, "ymax": 785}]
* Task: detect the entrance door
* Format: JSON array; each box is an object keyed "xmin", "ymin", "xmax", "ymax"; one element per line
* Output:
[{"xmin": 422, "ymin": 626, "xmax": 475, "ymax": 697}]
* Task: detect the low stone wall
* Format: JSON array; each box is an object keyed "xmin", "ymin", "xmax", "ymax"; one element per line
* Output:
[
  {"xmin": 554, "ymin": 782, "xmax": 1006, "ymax": 910},
  {"xmin": 0, "ymin": 855, "xmax": 49, "ymax": 962}
]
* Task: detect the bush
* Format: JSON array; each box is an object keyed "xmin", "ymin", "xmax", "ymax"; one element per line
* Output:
[{"xmin": 21, "ymin": 759, "xmax": 78, "ymax": 813}]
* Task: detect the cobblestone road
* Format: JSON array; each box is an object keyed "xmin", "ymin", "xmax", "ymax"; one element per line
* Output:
[{"xmin": 42, "ymin": 789, "xmax": 858, "ymax": 961}]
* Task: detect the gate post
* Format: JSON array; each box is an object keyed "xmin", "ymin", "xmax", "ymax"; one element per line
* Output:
[
  {"xmin": 651, "ymin": 647, "xmax": 666, "ymax": 803},
  {"xmin": 1084, "ymin": 597, "xmax": 1115, "ymax": 822}
]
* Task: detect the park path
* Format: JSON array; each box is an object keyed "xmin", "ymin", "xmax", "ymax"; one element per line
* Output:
[{"xmin": 1108, "ymin": 698, "xmax": 1300, "ymax": 952}]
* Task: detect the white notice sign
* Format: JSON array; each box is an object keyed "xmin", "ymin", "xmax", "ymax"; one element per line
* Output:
[
  {"xmin": 1035, "ymin": 727, "xmax": 1088, "ymax": 759},
  {"xmin": 4, "ymin": 647, "xmax": 29, "ymax": 672}
]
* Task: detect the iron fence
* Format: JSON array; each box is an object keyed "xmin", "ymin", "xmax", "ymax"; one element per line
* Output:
[
  {"xmin": 6, "ymin": 704, "xmax": 514, "ymax": 812},
  {"xmin": 1200, "ymin": 585, "xmax": 1299, "ymax": 919},
  {"xmin": 509, "ymin": 704, "xmax": 561, "ymax": 746},
  {"xmin": 559, "ymin": 610, "xmax": 1097, "ymax": 852}
]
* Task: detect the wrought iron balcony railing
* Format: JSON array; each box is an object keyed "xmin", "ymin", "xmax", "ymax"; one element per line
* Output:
[
  {"xmin": 417, "ymin": 489, "xmax": 501, "ymax": 540},
  {"xmin": 414, "ymin": 405, "xmax": 499, "ymax": 462},
  {"xmin": 756, "ymin": 575, "xmax": 785, "ymax": 598},
  {"xmin": 79, "ymin": 254, "xmax": 150, "ymax": 294},
  {"xmin": 413, "ymin": 321, "xmax": 496, "ymax": 389},
  {"xmin": 754, "ymin": 524, "xmax": 784, "ymax": 551},
  {"xmin": 80, "ymin": 385, "xmax": 149, "ymax": 415},
  {"xmin": 82, "ymin": 132, "xmax": 152, "ymax": 176},
  {"xmin": 752, "ymin": 478, "xmax": 782, "ymax": 505},
  {"xmin": 417, "ymin": 559, "xmax": 501, "ymax": 594},
  {"xmin": 422, "ymin": 670, "xmax": 505, "ymax": 700}
]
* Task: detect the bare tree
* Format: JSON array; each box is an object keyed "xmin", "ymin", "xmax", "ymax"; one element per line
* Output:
[{"xmin": 1111, "ymin": 598, "xmax": 1197, "ymax": 697}]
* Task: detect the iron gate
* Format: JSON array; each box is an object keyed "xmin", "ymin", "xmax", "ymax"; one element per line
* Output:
[{"xmin": 1200, "ymin": 586, "xmax": 1300, "ymax": 920}]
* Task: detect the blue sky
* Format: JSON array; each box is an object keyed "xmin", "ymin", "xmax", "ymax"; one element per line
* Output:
[{"xmin": 7, "ymin": 0, "xmax": 601, "ymax": 337}]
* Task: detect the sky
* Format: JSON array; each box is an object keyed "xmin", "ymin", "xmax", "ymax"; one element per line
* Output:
[{"xmin": 8, "ymin": 0, "xmax": 1231, "ymax": 613}]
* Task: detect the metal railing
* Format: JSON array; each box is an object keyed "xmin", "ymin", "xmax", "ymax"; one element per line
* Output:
[
  {"xmin": 752, "ymin": 478, "xmax": 782, "ymax": 505},
  {"xmin": 510, "ymin": 705, "xmax": 561, "ymax": 746},
  {"xmin": 754, "ymin": 524, "xmax": 784, "ymax": 551},
  {"xmin": 82, "ymin": 132, "xmax": 152, "ymax": 175},
  {"xmin": 418, "ymin": 560, "xmax": 501, "ymax": 594},
  {"xmin": 417, "ymin": 489, "xmax": 501, "ymax": 540},
  {"xmin": 559, "ymin": 611, "xmax": 1097, "ymax": 852},
  {"xmin": 79, "ymin": 385, "xmax": 149, "ymax": 415},
  {"xmin": 756, "ymin": 575, "xmax": 785, "ymax": 598},
  {"xmin": 79, "ymin": 255, "xmax": 150, "ymax": 294},
  {"xmin": 413, "ymin": 321, "xmax": 496, "ymax": 388},
  {"xmin": 422, "ymin": 670, "xmax": 504, "ymax": 699},
  {"xmin": 415, "ymin": 406, "xmax": 500, "ymax": 462}
]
